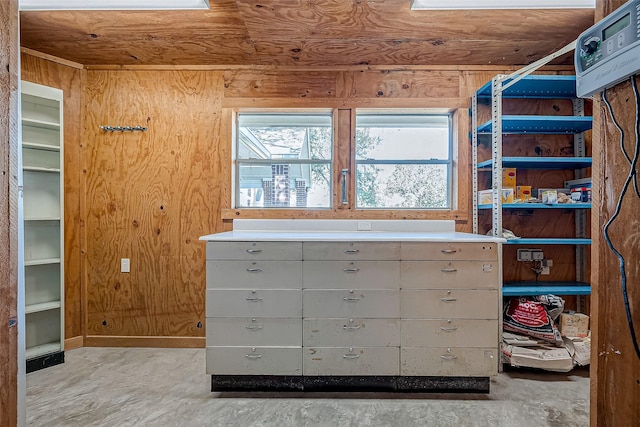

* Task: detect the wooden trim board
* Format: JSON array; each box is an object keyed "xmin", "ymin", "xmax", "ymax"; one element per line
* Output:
[
  {"xmin": 64, "ymin": 336, "xmax": 84, "ymax": 351},
  {"xmin": 84, "ymin": 336, "xmax": 205, "ymax": 349}
]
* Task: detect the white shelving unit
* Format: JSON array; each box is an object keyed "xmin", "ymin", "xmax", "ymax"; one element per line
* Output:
[{"xmin": 21, "ymin": 81, "xmax": 65, "ymax": 372}]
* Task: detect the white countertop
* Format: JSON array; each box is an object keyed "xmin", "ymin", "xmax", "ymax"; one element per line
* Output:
[{"xmin": 200, "ymin": 220, "xmax": 505, "ymax": 243}]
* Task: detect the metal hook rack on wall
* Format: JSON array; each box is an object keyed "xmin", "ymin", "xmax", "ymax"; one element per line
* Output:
[{"xmin": 99, "ymin": 125, "xmax": 148, "ymax": 132}]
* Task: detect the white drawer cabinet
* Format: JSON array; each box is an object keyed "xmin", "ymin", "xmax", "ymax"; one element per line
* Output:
[
  {"xmin": 206, "ymin": 260, "xmax": 302, "ymax": 289},
  {"xmin": 206, "ymin": 289, "xmax": 302, "ymax": 318},
  {"xmin": 303, "ymin": 347, "xmax": 400, "ymax": 376},
  {"xmin": 207, "ymin": 317, "xmax": 302, "ymax": 347},
  {"xmin": 303, "ymin": 261, "xmax": 400, "ymax": 289},
  {"xmin": 206, "ymin": 347, "xmax": 302, "ymax": 376},
  {"xmin": 203, "ymin": 225, "xmax": 501, "ymax": 391},
  {"xmin": 401, "ymin": 347, "xmax": 498, "ymax": 377},
  {"xmin": 400, "ymin": 289, "xmax": 499, "ymax": 319},
  {"xmin": 303, "ymin": 242, "xmax": 400, "ymax": 261},
  {"xmin": 304, "ymin": 318, "xmax": 400, "ymax": 347},
  {"xmin": 401, "ymin": 319, "xmax": 498, "ymax": 348},
  {"xmin": 401, "ymin": 261, "xmax": 498, "ymax": 290},
  {"xmin": 401, "ymin": 242, "xmax": 498, "ymax": 261},
  {"xmin": 207, "ymin": 241, "xmax": 302, "ymax": 261},
  {"xmin": 303, "ymin": 289, "xmax": 400, "ymax": 318}
]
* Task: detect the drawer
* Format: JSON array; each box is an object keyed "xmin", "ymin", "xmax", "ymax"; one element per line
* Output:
[
  {"xmin": 206, "ymin": 260, "xmax": 302, "ymax": 290},
  {"xmin": 206, "ymin": 346, "xmax": 302, "ymax": 375},
  {"xmin": 401, "ymin": 319, "xmax": 498, "ymax": 348},
  {"xmin": 400, "ymin": 261, "xmax": 498, "ymax": 290},
  {"xmin": 303, "ymin": 289, "xmax": 399, "ymax": 318},
  {"xmin": 400, "ymin": 290, "xmax": 498, "ymax": 319},
  {"xmin": 400, "ymin": 347, "xmax": 498, "ymax": 377},
  {"xmin": 303, "ymin": 261, "xmax": 400, "ymax": 289},
  {"xmin": 303, "ymin": 242, "xmax": 400, "ymax": 261},
  {"xmin": 206, "ymin": 289, "xmax": 301, "ymax": 317},
  {"xmin": 206, "ymin": 317, "xmax": 302, "ymax": 347},
  {"xmin": 303, "ymin": 318, "xmax": 400, "ymax": 347},
  {"xmin": 401, "ymin": 242, "xmax": 498, "ymax": 261},
  {"xmin": 303, "ymin": 347, "xmax": 399, "ymax": 376},
  {"xmin": 207, "ymin": 241, "xmax": 302, "ymax": 261}
]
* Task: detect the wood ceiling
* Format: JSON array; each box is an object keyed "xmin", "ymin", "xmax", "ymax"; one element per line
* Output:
[{"xmin": 19, "ymin": 0, "xmax": 595, "ymax": 67}]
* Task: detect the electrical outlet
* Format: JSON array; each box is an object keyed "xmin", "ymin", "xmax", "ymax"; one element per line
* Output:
[
  {"xmin": 531, "ymin": 249, "xmax": 544, "ymax": 261},
  {"xmin": 121, "ymin": 258, "xmax": 130, "ymax": 273},
  {"xmin": 517, "ymin": 249, "xmax": 531, "ymax": 261},
  {"xmin": 541, "ymin": 266, "xmax": 551, "ymax": 275},
  {"xmin": 357, "ymin": 221, "xmax": 372, "ymax": 231}
]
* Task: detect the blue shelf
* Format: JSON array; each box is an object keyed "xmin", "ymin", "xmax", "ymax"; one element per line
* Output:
[
  {"xmin": 503, "ymin": 282, "xmax": 591, "ymax": 296},
  {"xmin": 476, "ymin": 75, "xmax": 577, "ymax": 100},
  {"xmin": 478, "ymin": 203, "xmax": 592, "ymax": 210},
  {"xmin": 477, "ymin": 157, "xmax": 592, "ymax": 169},
  {"xmin": 504, "ymin": 238, "xmax": 591, "ymax": 245},
  {"xmin": 477, "ymin": 116, "xmax": 593, "ymax": 134}
]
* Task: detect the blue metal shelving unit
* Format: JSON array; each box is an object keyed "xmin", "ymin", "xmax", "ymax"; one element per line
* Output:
[
  {"xmin": 478, "ymin": 203, "xmax": 592, "ymax": 210},
  {"xmin": 477, "ymin": 116, "xmax": 593, "ymax": 134},
  {"xmin": 476, "ymin": 75, "xmax": 578, "ymax": 100},
  {"xmin": 504, "ymin": 238, "xmax": 591, "ymax": 245},
  {"xmin": 503, "ymin": 282, "xmax": 591, "ymax": 297},
  {"xmin": 477, "ymin": 157, "xmax": 592, "ymax": 169},
  {"xmin": 471, "ymin": 73, "xmax": 593, "ymax": 299}
]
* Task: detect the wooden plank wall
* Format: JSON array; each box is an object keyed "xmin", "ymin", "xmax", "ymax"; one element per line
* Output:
[
  {"xmin": 591, "ymin": 1, "xmax": 640, "ymax": 424},
  {"xmin": 0, "ymin": 0, "xmax": 19, "ymax": 425},
  {"xmin": 20, "ymin": 52, "xmax": 85, "ymax": 348},
  {"xmin": 75, "ymin": 65, "xmax": 585, "ymax": 345}
]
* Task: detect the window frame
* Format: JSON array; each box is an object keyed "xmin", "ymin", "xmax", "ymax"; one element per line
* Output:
[
  {"xmin": 233, "ymin": 110, "xmax": 334, "ymax": 209},
  {"xmin": 354, "ymin": 111, "xmax": 454, "ymax": 210}
]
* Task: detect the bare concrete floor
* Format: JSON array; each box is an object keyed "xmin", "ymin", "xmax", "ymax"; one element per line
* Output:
[{"xmin": 26, "ymin": 347, "xmax": 589, "ymax": 427}]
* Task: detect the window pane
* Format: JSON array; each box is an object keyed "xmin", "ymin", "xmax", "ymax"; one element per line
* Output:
[
  {"xmin": 238, "ymin": 114, "xmax": 332, "ymax": 160},
  {"xmin": 356, "ymin": 115, "xmax": 450, "ymax": 160},
  {"xmin": 356, "ymin": 164, "xmax": 448, "ymax": 209},
  {"xmin": 238, "ymin": 163, "xmax": 331, "ymax": 208},
  {"xmin": 236, "ymin": 113, "xmax": 333, "ymax": 209}
]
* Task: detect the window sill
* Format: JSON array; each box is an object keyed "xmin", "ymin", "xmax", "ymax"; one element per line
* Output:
[{"xmin": 222, "ymin": 208, "xmax": 469, "ymax": 223}]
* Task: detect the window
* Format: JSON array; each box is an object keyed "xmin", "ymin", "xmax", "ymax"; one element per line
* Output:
[
  {"xmin": 355, "ymin": 113, "xmax": 452, "ymax": 209},
  {"xmin": 235, "ymin": 113, "xmax": 332, "ymax": 208}
]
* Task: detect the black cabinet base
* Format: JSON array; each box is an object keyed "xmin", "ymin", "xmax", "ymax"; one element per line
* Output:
[
  {"xmin": 27, "ymin": 351, "xmax": 64, "ymax": 373},
  {"xmin": 211, "ymin": 375, "xmax": 490, "ymax": 393}
]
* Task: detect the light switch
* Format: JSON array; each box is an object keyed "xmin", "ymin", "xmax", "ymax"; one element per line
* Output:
[{"xmin": 121, "ymin": 258, "xmax": 130, "ymax": 273}]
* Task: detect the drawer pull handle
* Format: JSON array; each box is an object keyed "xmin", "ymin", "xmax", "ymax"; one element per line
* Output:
[
  {"xmin": 344, "ymin": 249, "xmax": 360, "ymax": 254},
  {"xmin": 440, "ymin": 326, "xmax": 458, "ymax": 332},
  {"xmin": 246, "ymin": 249, "xmax": 262, "ymax": 254},
  {"xmin": 245, "ymin": 353, "xmax": 263, "ymax": 359},
  {"xmin": 440, "ymin": 354, "xmax": 457, "ymax": 360},
  {"xmin": 246, "ymin": 324, "xmax": 263, "ymax": 330},
  {"xmin": 440, "ymin": 297, "xmax": 457, "ymax": 302},
  {"xmin": 441, "ymin": 268, "xmax": 458, "ymax": 273},
  {"xmin": 343, "ymin": 296, "xmax": 361, "ymax": 301},
  {"xmin": 440, "ymin": 249, "xmax": 458, "ymax": 254},
  {"xmin": 246, "ymin": 268, "xmax": 263, "ymax": 272},
  {"xmin": 343, "ymin": 268, "xmax": 360, "ymax": 273},
  {"xmin": 343, "ymin": 354, "xmax": 360, "ymax": 359},
  {"xmin": 343, "ymin": 325, "xmax": 361, "ymax": 331},
  {"xmin": 246, "ymin": 297, "xmax": 263, "ymax": 302}
]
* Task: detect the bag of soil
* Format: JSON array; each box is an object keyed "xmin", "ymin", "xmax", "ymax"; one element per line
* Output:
[{"xmin": 503, "ymin": 295, "xmax": 565, "ymax": 346}]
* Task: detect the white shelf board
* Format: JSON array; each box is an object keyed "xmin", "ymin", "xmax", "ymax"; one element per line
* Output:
[
  {"xmin": 22, "ymin": 141, "xmax": 61, "ymax": 152},
  {"xmin": 25, "ymin": 258, "xmax": 61, "ymax": 266},
  {"xmin": 26, "ymin": 301, "xmax": 61, "ymax": 314},
  {"xmin": 25, "ymin": 217, "xmax": 61, "ymax": 221},
  {"xmin": 26, "ymin": 342, "xmax": 62, "ymax": 360},
  {"xmin": 23, "ymin": 166, "xmax": 61, "ymax": 173},
  {"xmin": 22, "ymin": 117, "xmax": 60, "ymax": 131}
]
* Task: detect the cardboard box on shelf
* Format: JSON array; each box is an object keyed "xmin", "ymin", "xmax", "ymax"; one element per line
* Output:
[
  {"xmin": 558, "ymin": 312, "xmax": 590, "ymax": 338},
  {"xmin": 516, "ymin": 185, "xmax": 532, "ymax": 200},
  {"xmin": 541, "ymin": 189, "xmax": 558, "ymax": 204},
  {"xmin": 503, "ymin": 168, "xmax": 517, "ymax": 188},
  {"xmin": 478, "ymin": 188, "xmax": 514, "ymax": 205}
]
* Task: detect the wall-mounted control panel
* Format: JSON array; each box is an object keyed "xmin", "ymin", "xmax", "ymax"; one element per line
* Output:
[{"xmin": 576, "ymin": 0, "xmax": 640, "ymax": 97}]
